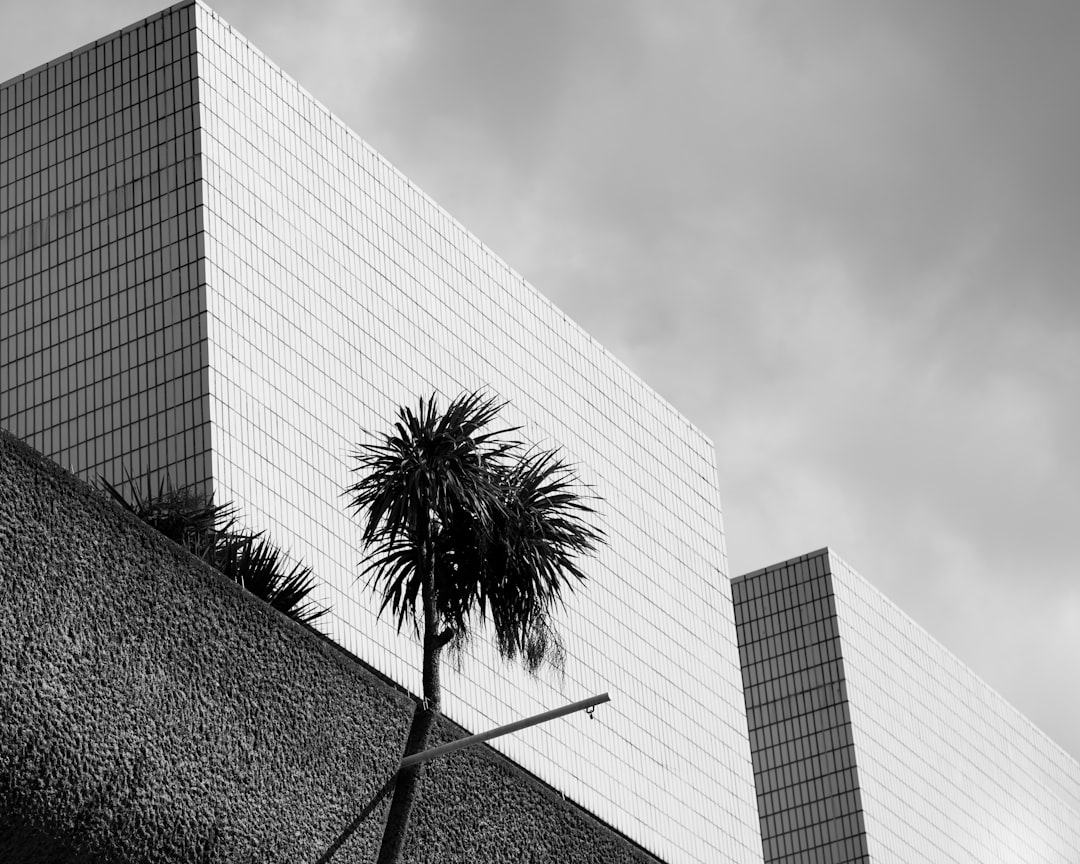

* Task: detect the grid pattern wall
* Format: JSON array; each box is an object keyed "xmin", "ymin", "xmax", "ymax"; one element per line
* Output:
[
  {"xmin": 191, "ymin": 4, "xmax": 761, "ymax": 862},
  {"xmin": 733, "ymin": 553, "xmax": 870, "ymax": 864},
  {"xmin": 0, "ymin": 3, "xmax": 210, "ymax": 496},
  {"xmin": 828, "ymin": 551, "xmax": 1080, "ymax": 863}
]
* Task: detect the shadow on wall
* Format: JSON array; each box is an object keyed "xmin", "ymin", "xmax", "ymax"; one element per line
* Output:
[{"xmin": 0, "ymin": 430, "xmax": 657, "ymax": 864}]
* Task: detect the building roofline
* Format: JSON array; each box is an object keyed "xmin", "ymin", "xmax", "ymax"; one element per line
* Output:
[
  {"xmin": 732, "ymin": 546, "xmax": 832, "ymax": 582},
  {"xmin": 0, "ymin": 0, "xmax": 197, "ymax": 92}
]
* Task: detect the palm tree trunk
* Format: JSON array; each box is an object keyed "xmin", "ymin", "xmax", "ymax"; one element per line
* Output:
[
  {"xmin": 376, "ymin": 541, "xmax": 444, "ymax": 864},
  {"xmin": 375, "ymin": 696, "xmax": 436, "ymax": 864}
]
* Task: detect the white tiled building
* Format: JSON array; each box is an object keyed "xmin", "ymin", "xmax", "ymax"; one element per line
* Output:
[
  {"xmin": 0, "ymin": 4, "xmax": 764, "ymax": 862},
  {"xmin": 733, "ymin": 549, "xmax": 1080, "ymax": 864}
]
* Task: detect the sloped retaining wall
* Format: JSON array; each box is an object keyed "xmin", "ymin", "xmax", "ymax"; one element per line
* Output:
[{"xmin": 0, "ymin": 430, "xmax": 658, "ymax": 864}]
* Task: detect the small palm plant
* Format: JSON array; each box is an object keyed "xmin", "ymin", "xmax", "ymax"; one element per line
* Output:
[
  {"xmin": 346, "ymin": 391, "xmax": 603, "ymax": 864},
  {"xmin": 103, "ymin": 478, "xmax": 231, "ymax": 550},
  {"xmin": 208, "ymin": 529, "xmax": 328, "ymax": 626},
  {"xmin": 101, "ymin": 476, "xmax": 328, "ymax": 627}
]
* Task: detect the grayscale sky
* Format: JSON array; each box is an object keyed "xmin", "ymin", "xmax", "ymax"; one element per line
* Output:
[{"xmin": 3, "ymin": 0, "xmax": 1077, "ymax": 762}]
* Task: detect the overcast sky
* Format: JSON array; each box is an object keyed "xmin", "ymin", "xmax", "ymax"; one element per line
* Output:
[{"xmin": 3, "ymin": 0, "xmax": 1077, "ymax": 762}]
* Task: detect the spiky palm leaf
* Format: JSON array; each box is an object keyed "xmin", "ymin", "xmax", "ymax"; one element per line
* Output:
[
  {"xmin": 346, "ymin": 391, "xmax": 517, "ymax": 636},
  {"xmin": 210, "ymin": 531, "xmax": 327, "ymax": 626},
  {"xmin": 347, "ymin": 391, "xmax": 603, "ymax": 669},
  {"xmin": 476, "ymin": 449, "xmax": 601, "ymax": 671},
  {"xmin": 100, "ymin": 474, "xmax": 232, "ymax": 548},
  {"xmin": 100, "ymin": 476, "xmax": 328, "ymax": 627}
]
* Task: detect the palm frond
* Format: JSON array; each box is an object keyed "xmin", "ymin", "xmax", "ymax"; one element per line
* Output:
[
  {"xmin": 345, "ymin": 391, "xmax": 521, "ymax": 630},
  {"xmin": 100, "ymin": 476, "xmax": 328, "ymax": 627},
  {"xmin": 358, "ymin": 527, "xmax": 426, "ymax": 635},
  {"xmin": 347, "ymin": 390, "xmax": 605, "ymax": 675},
  {"xmin": 211, "ymin": 531, "xmax": 329, "ymax": 626},
  {"xmin": 478, "ymin": 448, "xmax": 604, "ymax": 669},
  {"xmin": 100, "ymin": 473, "xmax": 233, "ymax": 547}
]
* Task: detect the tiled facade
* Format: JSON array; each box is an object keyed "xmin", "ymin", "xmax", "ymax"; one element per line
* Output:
[
  {"xmin": 734, "ymin": 549, "xmax": 1080, "ymax": 864},
  {"xmin": 0, "ymin": 4, "xmax": 763, "ymax": 863},
  {"xmin": 731, "ymin": 553, "xmax": 869, "ymax": 864},
  {"xmin": 0, "ymin": 7, "xmax": 210, "ymax": 495}
]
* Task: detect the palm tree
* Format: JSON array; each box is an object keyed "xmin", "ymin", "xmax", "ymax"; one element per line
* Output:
[
  {"xmin": 101, "ymin": 476, "xmax": 328, "ymax": 627},
  {"xmin": 345, "ymin": 392, "xmax": 603, "ymax": 864},
  {"xmin": 101, "ymin": 477, "xmax": 230, "ymax": 550}
]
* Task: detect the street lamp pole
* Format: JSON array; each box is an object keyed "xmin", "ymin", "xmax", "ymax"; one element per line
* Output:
[
  {"xmin": 400, "ymin": 692, "xmax": 610, "ymax": 769},
  {"xmin": 315, "ymin": 692, "xmax": 610, "ymax": 864}
]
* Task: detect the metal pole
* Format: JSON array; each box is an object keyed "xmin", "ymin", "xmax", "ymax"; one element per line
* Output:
[
  {"xmin": 314, "ymin": 692, "xmax": 610, "ymax": 864},
  {"xmin": 313, "ymin": 773, "xmax": 397, "ymax": 864},
  {"xmin": 399, "ymin": 692, "xmax": 610, "ymax": 770}
]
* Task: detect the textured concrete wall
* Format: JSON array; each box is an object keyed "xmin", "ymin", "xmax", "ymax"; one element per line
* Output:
[{"xmin": 0, "ymin": 430, "xmax": 658, "ymax": 864}]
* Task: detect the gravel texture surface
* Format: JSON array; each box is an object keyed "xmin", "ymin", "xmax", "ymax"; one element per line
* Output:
[{"xmin": 0, "ymin": 430, "xmax": 659, "ymax": 864}]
